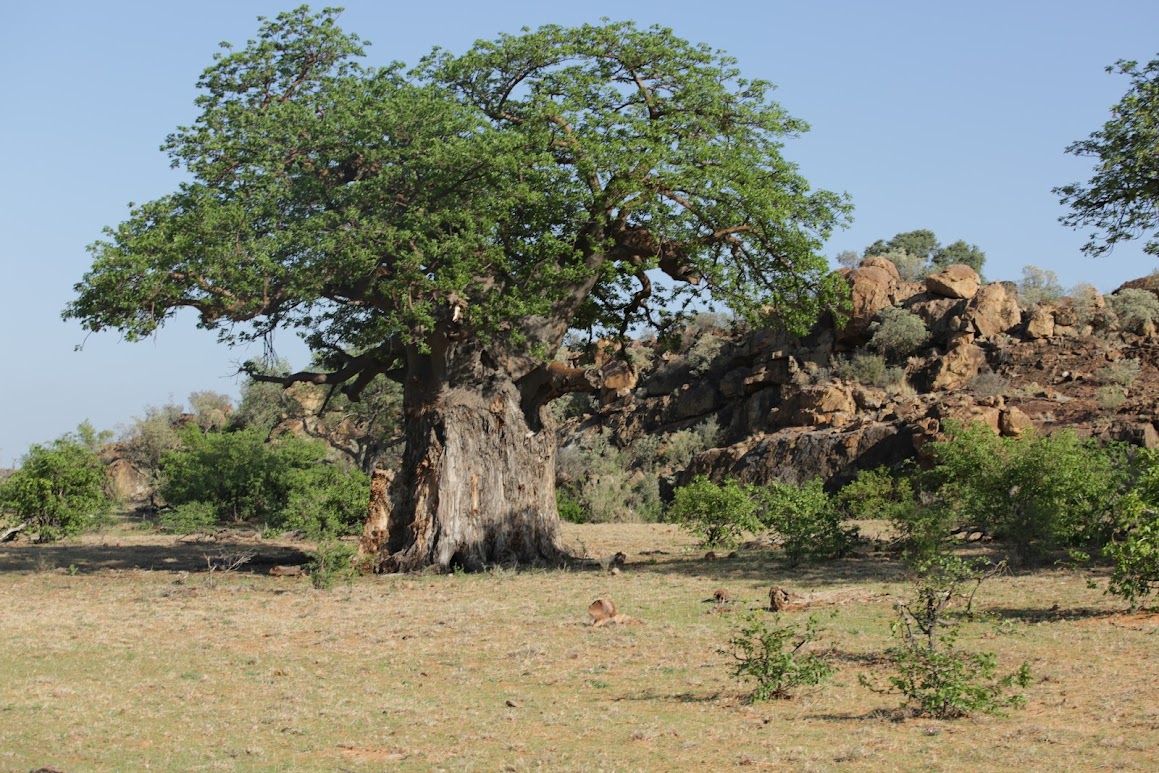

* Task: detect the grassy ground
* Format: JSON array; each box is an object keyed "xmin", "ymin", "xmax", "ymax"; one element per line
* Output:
[{"xmin": 0, "ymin": 522, "xmax": 1155, "ymax": 772}]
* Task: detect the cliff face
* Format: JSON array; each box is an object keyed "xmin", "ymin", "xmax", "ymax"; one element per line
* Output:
[{"xmin": 558, "ymin": 259, "xmax": 1159, "ymax": 494}]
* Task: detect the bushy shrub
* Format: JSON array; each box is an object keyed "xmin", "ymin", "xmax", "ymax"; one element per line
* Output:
[
  {"xmin": 1096, "ymin": 386, "xmax": 1128, "ymax": 411},
  {"xmin": 835, "ymin": 352, "xmax": 905, "ymax": 388},
  {"xmin": 967, "ymin": 372, "xmax": 1010, "ymax": 399},
  {"xmin": 1016, "ymin": 265, "xmax": 1064, "ymax": 307},
  {"xmin": 1097, "ymin": 358, "xmax": 1142, "ymax": 387},
  {"xmin": 874, "ymin": 248, "xmax": 928, "ymax": 281},
  {"xmin": 669, "ymin": 476, "xmax": 759, "ymax": 549},
  {"xmin": 839, "ymin": 466, "xmax": 949, "ymax": 565},
  {"xmin": 1104, "ymin": 448, "xmax": 1159, "ymax": 608},
  {"xmin": 754, "ymin": 478, "xmax": 858, "ymax": 566},
  {"xmin": 927, "ymin": 422, "xmax": 1126, "ymax": 563},
  {"xmin": 686, "ymin": 334, "xmax": 725, "ymax": 376},
  {"xmin": 862, "ymin": 557, "xmax": 1030, "ymax": 719},
  {"xmin": 660, "ymin": 418, "xmax": 720, "ymax": 469},
  {"xmin": 158, "ymin": 501, "xmax": 218, "ymax": 535},
  {"xmin": 869, "ymin": 307, "xmax": 929, "ymax": 359},
  {"xmin": 724, "ymin": 613, "xmax": 834, "ymax": 701},
  {"xmin": 159, "ymin": 427, "xmax": 369, "ymax": 536},
  {"xmin": 1105, "ymin": 288, "xmax": 1159, "ymax": 334},
  {"xmin": 556, "ymin": 487, "xmax": 587, "ymax": 524},
  {"xmin": 308, "ymin": 540, "xmax": 358, "ymax": 590},
  {"xmin": 0, "ymin": 423, "xmax": 112, "ymax": 541}
]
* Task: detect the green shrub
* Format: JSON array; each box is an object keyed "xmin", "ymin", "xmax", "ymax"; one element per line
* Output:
[
  {"xmin": 669, "ymin": 476, "xmax": 759, "ymax": 549},
  {"xmin": 839, "ymin": 467, "xmax": 949, "ymax": 566},
  {"xmin": 0, "ymin": 423, "xmax": 112, "ymax": 541},
  {"xmin": 556, "ymin": 487, "xmax": 587, "ymax": 524},
  {"xmin": 927, "ymin": 422, "xmax": 1126, "ymax": 563},
  {"xmin": 1104, "ymin": 448, "xmax": 1159, "ymax": 608},
  {"xmin": 160, "ymin": 427, "xmax": 370, "ymax": 535},
  {"xmin": 158, "ymin": 501, "xmax": 218, "ymax": 535},
  {"xmin": 1017, "ymin": 265, "xmax": 1064, "ymax": 307},
  {"xmin": 967, "ymin": 372, "xmax": 1010, "ymax": 399},
  {"xmin": 724, "ymin": 613, "xmax": 834, "ymax": 702},
  {"xmin": 869, "ymin": 307, "xmax": 929, "ymax": 359},
  {"xmin": 862, "ymin": 557, "xmax": 1030, "ymax": 719},
  {"xmin": 836, "ymin": 352, "xmax": 905, "ymax": 388},
  {"xmin": 1097, "ymin": 385, "xmax": 1128, "ymax": 411},
  {"xmin": 660, "ymin": 418, "xmax": 720, "ymax": 469},
  {"xmin": 1097, "ymin": 358, "xmax": 1141, "ymax": 387},
  {"xmin": 308, "ymin": 540, "xmax": 358, "ymax": 590},
  {"xmin": 754, "ymin": 478, "xmax": 858, "ymax": 566},
  {"xmin": 1106, "ymin": 288, "xmax": 1159, "ymax": 334}
]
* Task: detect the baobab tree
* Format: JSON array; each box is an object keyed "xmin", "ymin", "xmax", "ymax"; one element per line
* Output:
[{"xmin": 67, "ymin": 7, "xmax": 851, "ymax": 570}]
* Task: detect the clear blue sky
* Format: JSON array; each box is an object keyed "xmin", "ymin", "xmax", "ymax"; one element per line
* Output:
[{"xmin": 2, "ymin": 0, "xmax": 1158, "ymax": 465}]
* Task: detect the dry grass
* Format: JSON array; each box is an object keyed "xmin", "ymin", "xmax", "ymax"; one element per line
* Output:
[{"xmin": 0, "ymin": 522, "xmax": 1155, "ymax": 772}]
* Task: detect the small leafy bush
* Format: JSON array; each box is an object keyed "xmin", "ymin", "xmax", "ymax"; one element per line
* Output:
[
  {"xmin": 724, "ymin": 613, "xmax": 834, "ymax": 701},
  {"xmin": 862, "ymin": 557, "xmax": 1030, "ymax": 719},
  {"xmin": 1104, "ymin": 448, "xmax": 1159, "ymax": 608},
  {"xmin": 1097, "ymin": 385, "xmax": 1127, "ymax": 411},
  {"xmin": 556, "ymin": 487, "xmax": 587, "ymax": 524},
  {"xmin": 869, "ymin": 307, "xmax": 929, "ymax": 359},
  {"xmin": 1097, "ymin": 358, "xmax": 1141, "ymax": 387},
  {"xmin": 669, "ymin": 476, "xmax": 759, "ymax": 549},
  {"xmin": 1017, "ymin": 265, "xmax": 1064, "ymax": 307},
  {"xmin": 836, "ymin": 352, "xmax": 905, "ymax": 388},
  {"xmin": 927, "ymin": 422, "xmax": 1126, "ymax": 563},
  {"xmin": 160, "ymin": 427, "xmax": 370, "ymax": 535},
  {"xmin": 1105, "ymin": 288, "xmax": 1159, "ymax": 334},
  {"xmin": 839, "ymin": 467, "xmax": 949, "ymax": 566},
  {"xmin": 967, "ymin": 372, "xmax": 1010, "ymax": 399},
  {"xmin": 754, "ymin": 478, "xmax": 858, "ymax": 566},
  {"xmin": 308, "ymin": 540, "xmax": 358, "ymax": 590}
]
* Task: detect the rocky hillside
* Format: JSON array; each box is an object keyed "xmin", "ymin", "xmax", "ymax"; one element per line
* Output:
[{"xmin": 558, "ymin": 257, "xmax": 1159, "ymax": 497}]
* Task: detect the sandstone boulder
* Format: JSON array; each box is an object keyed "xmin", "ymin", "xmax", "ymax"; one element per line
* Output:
[
  {"xmin": 840, "ymin": 265, "xmax": 897, "ymax": 341},
  {"xmin": 964, "ymin": 282, "xmax": 1022, "ymax": 339},
  {"xmin": 999, "ymin": 407, "xmax": 1035, "ymax": 437},
  {"xmin": 929, "ymin": 343, "xmax": 986, "ymax": 391},
  {"xmin": 926, "ymin": 264, "xmax": 981, "ymax": 300},
  {"xmin": 1025, "ymin": 306, "xmax": 1056, "ymax": 339},
  {"xmin": 861, "ymin": 255, "xmax": 901, "ymax": 282}
]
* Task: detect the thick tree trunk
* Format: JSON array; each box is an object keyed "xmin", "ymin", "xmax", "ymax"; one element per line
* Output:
[{"xmin": 358, "ymin": 362, "xmax": 564, "ymax": 572}]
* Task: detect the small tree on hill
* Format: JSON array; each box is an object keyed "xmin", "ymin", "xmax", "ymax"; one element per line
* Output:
[{"xmin": 65, "ymin": 9, "xmax": 850, "ymax": 570}]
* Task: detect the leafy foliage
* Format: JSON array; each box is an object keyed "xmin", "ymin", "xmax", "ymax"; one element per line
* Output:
[
  {"xmin": 1056, "ymin": 57, "xmax": 1159, "ymax": 258},
  {"xmin": 0, "ymin": 423, "xmax": 112, "ymax": 541},
  {"xmin": 835, "ymin": 352, "xmax": 905, "ymax": 388},
  {"xmin": 67, "ymin": 9, "xmax": 851, "ymax": 392},
  {"xmin": 724, "ymin": 613, "xmax": 834, "ymax": 701},
  {"xmin": 862, "ymin": 557, "xmax": 1030, "ymax": 719},
  {"xmin": 669, "ymin": 476, "xmax": 759, "ymax": 549},
  {"xmin": 1017, "ymin": 265, "xmax": 1065, "ymax": 306},
  {"xmin": 864, "ymin": 230, "xmax": 986, "ymax": 276},
  {"xmin": 927, "ymin": 422, "xmax": 1126, "ymax": 563},
  {"xmin": 869, "ymin": 306, "xmax": 929, "ymax": 359},
  {"xmin": 159, "ymin": 427, "xmax": 369, "ymax": 536},
  {"xmin": 753, "ymin": 478, "xmax": 858, "ymax": 565},
  {"xmin": 1104, "ymin": 289, "xmax": 1159, "ymax": 334},
  {"xmin": 1104, "ymin": 448, "xmax": 1159, "ymax": 607}
]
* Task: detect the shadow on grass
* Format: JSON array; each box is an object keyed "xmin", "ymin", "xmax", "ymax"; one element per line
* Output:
[
  {"xmin": 625, "ymin": 550, "xmax": 911, "ymax": 588},
  {"xmin": 0, "ymin": 537, "xmax": 310, "ymax": 575},
  {"xmin": 615, "ymin": 690, "xmax": 724, "ymax": 704},
  {"xmin": 982, "ymin": 606, "xmax": 1132, "ymax": 623}
]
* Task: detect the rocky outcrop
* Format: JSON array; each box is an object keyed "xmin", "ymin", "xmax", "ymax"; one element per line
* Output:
[{"xmin": 557, "ymin": 269, "xmax": 1159, "ymax": 496}]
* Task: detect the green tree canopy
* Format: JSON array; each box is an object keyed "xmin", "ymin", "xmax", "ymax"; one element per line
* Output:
[
  {"xmin": 1057, "ymin": 57, "xmax": 1159, "ymax": 258},
  {"xmin": 864, "ymin": 230, "xmax": 985, "ymax": 276}
]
